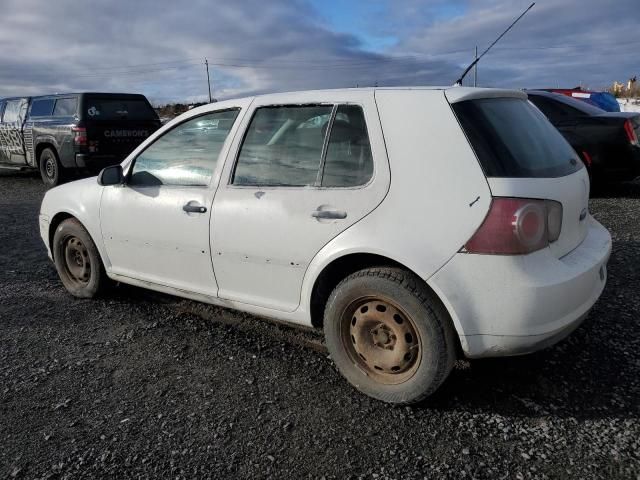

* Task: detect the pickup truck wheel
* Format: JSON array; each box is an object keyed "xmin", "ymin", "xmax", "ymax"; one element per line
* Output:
[
  {"xmin": 39, "ymin": 148, "xmax": 65, "ymax": 188},
  {"xmin": 53, "ymin": 218, "xmax": 107, "ymax": 298},
  {"xmin": 323, "ymin": 267, "xmax": 456, "ymax": 405}
]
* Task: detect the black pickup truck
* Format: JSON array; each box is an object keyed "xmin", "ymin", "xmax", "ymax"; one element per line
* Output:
[{"xmin": 0, "ymin": 92, "xmax": 161, "ymax": 186}]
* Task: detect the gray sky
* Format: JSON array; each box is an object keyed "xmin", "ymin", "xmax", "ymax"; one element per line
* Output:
[{"xmin": 1, "ymin": 0, "xmax": 637, "ymax": 104}]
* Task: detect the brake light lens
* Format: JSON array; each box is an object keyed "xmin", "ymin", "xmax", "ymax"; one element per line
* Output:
[
  {"xmin": 623, "ymin": 119, "xmax": 638, "ymax": 146},
  {"xmin": 465, "ymin": 198, "xmax": 563, "ymax": 255},
  {"xmin": 581, "ymin": 150, "xmax": 592, "ymax": 168},
  {"xmin": 72, "ymin": 126, "xmax": 87, "ymax": 146}
]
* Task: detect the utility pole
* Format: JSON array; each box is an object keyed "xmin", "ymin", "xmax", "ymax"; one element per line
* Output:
[
  {"xmin": 474, "ymin": 46, "xmax": 478, "ymax": 87},
  {"xmin": 205, "ymin": 58, "xmax": 212, "ymax": 103}
]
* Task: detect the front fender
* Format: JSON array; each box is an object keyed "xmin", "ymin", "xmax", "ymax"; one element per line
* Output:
[{"xmin": 40, "ymin": 177, "xmax": 110, "ymax": 269}]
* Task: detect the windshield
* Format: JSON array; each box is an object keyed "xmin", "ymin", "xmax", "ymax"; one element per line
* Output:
[{"xmin": 452, "ymin": 97, "xmax": 583, "ymax": 178}]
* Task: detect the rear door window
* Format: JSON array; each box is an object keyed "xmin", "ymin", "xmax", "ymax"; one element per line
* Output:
[
  {"xmin": 84, "ymin": 97, "xmax": 157, "ymax": 121},
  {"xmin": 232, "ymin": 105, "xmax": 332, "ymax": 186},
  {"xmin": 30, "ymin": 99, "xmax": 55, "ymax": 117},
  {"xmin": 53, "ymin": 97, "xmax": 78, "ymax": 117},
  {"xmin": 453, "ymin": 97, "xmax": 582, "ymax": 178}
]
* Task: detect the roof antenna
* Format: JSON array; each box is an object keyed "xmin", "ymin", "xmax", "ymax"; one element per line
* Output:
[{"xmin": 454, "ymin": 2, "xmax": 535, "ymax": 87}]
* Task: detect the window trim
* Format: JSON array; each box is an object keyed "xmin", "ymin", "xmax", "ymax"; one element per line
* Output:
[
  {"xmin": 125, "ymin": 107, "xmax": 241, "ymax": 188},
  {"xmin": 229, "ymin": 102, "xmax": 374, "ymax": 190}
]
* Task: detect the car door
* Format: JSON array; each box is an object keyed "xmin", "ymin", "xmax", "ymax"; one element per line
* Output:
[
  {"xmin": 100, "ymin": 106, "xmax": 245, "ymax": 296},
  {"xmin": 211, "ymin": 91, "xmax": 390, "ymax": 312},
  {"xmin": 0, "ymin": 98, "xmax": 29, "ymax": 165}
]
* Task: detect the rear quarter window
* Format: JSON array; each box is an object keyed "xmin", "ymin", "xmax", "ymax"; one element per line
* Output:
[
  {"xmin": 452, "ymin": 97, "xmax": 582, "ymax": 178},
  {"xmin": 53, "ymin": 97, "xmax": 78, "ymax": 117}
]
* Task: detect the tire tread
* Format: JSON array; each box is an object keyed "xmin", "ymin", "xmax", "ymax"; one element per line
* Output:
[{"xmin": 325, "ymin": 266, "xmax": 456, "ymax": 405}]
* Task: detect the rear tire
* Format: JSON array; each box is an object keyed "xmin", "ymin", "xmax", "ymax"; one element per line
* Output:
[
  {"xmin": 53, "ymin": 218, "xmax": 108, "ymax": 298},
  {"xmin": 39, "ymin": 148, "xmax": 65, "ymax": 188},
  {"xmin": 323, "ymin": 267, "xmax": 457, "ymax": 405}
]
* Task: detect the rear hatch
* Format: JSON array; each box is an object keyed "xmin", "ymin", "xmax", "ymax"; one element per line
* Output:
[
  {"xmin": 448, "ymin": 91, "xmax": 590, "ymax": 258},
  {"xmin": 81, "ymin": 94, "xmax": 160, "ymax": 156}
]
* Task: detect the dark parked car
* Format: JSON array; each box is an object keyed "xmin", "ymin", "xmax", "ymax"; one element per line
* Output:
[
  {"xmin": 526, "ymin": 90, "xmax": 640, "ymax": 184},
  {"xmin": 0, "ymin": 93, "xmax": 161, "ymax": 186},
  {"xmin": 541, "ymin": 88, "xmax": 621, "ymax": 112}
]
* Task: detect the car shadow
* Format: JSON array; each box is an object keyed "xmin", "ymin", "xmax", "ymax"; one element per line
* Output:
[
  {"xmin": 0, "ymin": 169, "xmax": 39, "ymax": 179},
  {"xmin": 421, "ymin": 239, "xmax": 640, "ymax": 421},
  {"xmin": 72, "ymin": 231, "xmax": 639, "ymax": 422},
  {"xmin": 591, "ymin": 180, "xmax": 640, "ymax": 199}
]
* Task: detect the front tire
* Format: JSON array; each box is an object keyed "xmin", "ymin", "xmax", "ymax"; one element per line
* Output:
[
  {"xmin": 53, "ymin": 218, "xmax": 108, "ymax": 298},
  {"xmin": 324, "ymin": 267, "xmax": 457, "ymax": 405},
  {"xmin": 39, "ymin": 148, "xmax": 65, "ymax": 188}
]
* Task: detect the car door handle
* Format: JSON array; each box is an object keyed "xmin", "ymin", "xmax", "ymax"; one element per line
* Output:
[
  {"xmin": 183, "ymin": 203, "xmax": 207, "ymax": 213},
  {"xmin": 312, "ymin": 209, "xmax": 347, "ymax": 220}
]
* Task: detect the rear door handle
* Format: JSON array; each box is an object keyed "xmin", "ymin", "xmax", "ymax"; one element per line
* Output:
[
  {"xmin": 312, "ymin": 209, "xmax": 347, "ymax": 220},
  {"xmin": 183, "ymin": 202, "xmax": 207, "ymax": 213}
]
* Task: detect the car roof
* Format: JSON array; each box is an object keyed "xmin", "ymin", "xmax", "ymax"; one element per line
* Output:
[
  {"xmin": 235, "ymin": 86, "xmax": 526, "ymax": 103},
  {"xmin": 525, "ymin": 89, "xmax": 605, "ymax": 115},
  {"xmin": 0, "ymin": 96, "xmax": 30, "ymax": 102},
  {"xmin": 30, "ymin": 92, "xmax": 148, "ymax": 100}
]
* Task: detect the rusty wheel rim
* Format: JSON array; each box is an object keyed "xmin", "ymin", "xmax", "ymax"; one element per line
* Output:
[
  {"xmin": 341, "ymin": 296, "xmax": 422, "ymax": 385},
  {"xmin": 63, "ymin": 236, "xmax": 91, "ymax": 286}
]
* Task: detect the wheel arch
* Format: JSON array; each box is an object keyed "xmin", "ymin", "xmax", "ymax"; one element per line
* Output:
[
  {"xmin": 308, "ymin": 252, "xmax": 464, "ymax": 354},
  {"xmin": 309, "ymin": 253, "xmax": 408, "ymax": 328},
  {"xmin": 48, "ymin": 212, "xmax": 76, "ymax": 253},
  {"xmin": 48, "ymin": 212, "xmax": 109, "ymax": 272},
  {"xmin": 35, "ymin": 141, "xmax": 58, "ymax": 166}
]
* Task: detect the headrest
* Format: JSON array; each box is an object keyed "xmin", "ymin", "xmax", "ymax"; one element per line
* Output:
[{"xmin": 322, "ymin": 119, "xmax": 362, "ymax": 143}]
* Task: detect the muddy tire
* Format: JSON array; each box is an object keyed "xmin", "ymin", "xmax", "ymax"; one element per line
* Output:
[
  {"xmin": 323, "ymin": 267, "xmax": 457, "ymax": 405},
  {"xmin": 39, "ymin": 148, "xmax": 65, "ymax": 188},
  {"xmin": 53, "ymin": 218, "xmax": 108, "ymax": 298}
]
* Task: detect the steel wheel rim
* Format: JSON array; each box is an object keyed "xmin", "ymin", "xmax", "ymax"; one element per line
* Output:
[
  {"xmin": 62, "ymin": 236, "xmax": 91, "ymax": 286},
  {"xmin": 44, "ymin": 155, "xmax": 56, "ymax": 179},
  {"xmin": 341, "ymin": 296, "xmax": 422, "ymax": 385}
]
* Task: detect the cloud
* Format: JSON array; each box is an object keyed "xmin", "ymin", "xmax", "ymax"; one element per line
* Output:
[
  {"xmin": 392, "ymin": 0, "xmax": 640, "ymax": 88},
  {"xmin": 0, "ymin": 0, "xmax": 637, "ymax": 103}
]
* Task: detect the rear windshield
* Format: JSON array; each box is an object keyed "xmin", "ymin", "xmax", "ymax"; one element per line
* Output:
[
  {"xmin": 452, "ymin": 97, "xmax": 582, "ymax": 178},
  {"xmin": 83, "ymin": 97, "xmax": 157, "ymax": 121}
]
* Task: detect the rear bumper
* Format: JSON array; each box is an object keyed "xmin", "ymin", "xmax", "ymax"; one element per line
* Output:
[
  {"xmin": 428, "ymin": 217, "xmax": 612, "ymax": 358},
  {"xmin": 75, "ymin": 154, "xmax": 124, "ymax": 171}
]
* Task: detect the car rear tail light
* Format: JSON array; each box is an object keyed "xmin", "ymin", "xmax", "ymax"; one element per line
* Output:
[
  {"xmin": 464, "ymin": 198, "xmax": 563, "ymax": 255},
  {"xmin": 581, "ymin": 150, "xmax": 592, "ymax": 168},
  {"xmin": 72, "ymin": 127, "xmax": 87, "ymax": 146},
  {"xmin": 623, "ymin": 120, "xmax": 638, "ymax": 146}
]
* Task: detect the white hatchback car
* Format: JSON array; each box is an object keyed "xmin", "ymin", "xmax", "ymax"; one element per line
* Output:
[{"xmin": 39, "ymin": 87, "xmax": 612, "ymax": 404}]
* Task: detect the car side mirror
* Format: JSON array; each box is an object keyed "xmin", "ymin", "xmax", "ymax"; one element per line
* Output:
[{"xmin": 97, "ymin": 165, "xmax": 124, "ymax": 186}]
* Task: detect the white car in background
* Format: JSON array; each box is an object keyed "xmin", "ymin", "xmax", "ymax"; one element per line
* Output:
[{"xmin": 39, "ymin": 87, "xmax": 612, "ymax": 404}]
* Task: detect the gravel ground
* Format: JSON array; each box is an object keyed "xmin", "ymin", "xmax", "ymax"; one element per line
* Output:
[{"xmin": 0, "ymin": 170, "xmax": 639, "ymax": 479}]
